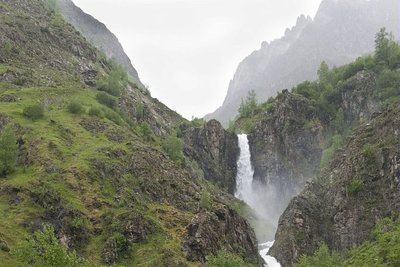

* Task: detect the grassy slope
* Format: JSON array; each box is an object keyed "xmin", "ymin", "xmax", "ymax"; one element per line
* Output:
[{"xmin": 0, "ymin": 1, "xmax": 258, "ymax": 266}]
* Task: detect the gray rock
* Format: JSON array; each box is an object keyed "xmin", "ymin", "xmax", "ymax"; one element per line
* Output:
[
  {"xmin": 270, "ymin": 104, "xmax": 400, "ymax": 266},
  {"xmin": 183, "ymin": 120, "xmax": 239, "ymax": 193},
  {"xmin": 182, "ymin": 207, "xmax": 261, "ymax": 265},
  {"xmin": 57, "ymin": 0, "xmax": 141, "ymax": 82},
  {"xmin": 249, "ymin": 91, "xmax": 324, "ymax": 223}
]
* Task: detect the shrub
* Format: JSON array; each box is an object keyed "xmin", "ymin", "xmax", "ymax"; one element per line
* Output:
[
  {"xmin": 67, "ymin": 101, "xmax": 83, "ymax": 114},
  {"xmin": 376, "ymin": 69, "xmax": 400, "ymax": 103},
  {"xmin": 23, "ymin": 104, "xmax": 44, "ymax": 120},
  {"xmin": 320, "ymin": 135, "xmax": 343, "ymax": 170},
  {"xmin": 97, "ymin": 63, "xmax": 128, "ymax": 96},
  {"xmin": 238, "ymin": 90, "xmax": 257, "ymax": 118},
  {"xmin": 207, "ymin": 250, "xmax": 254, "ymax": 267},
  {"xmin": 0, "ymin": 126, "xmax": 17, "ymax": 176},
  {"xmin": 162, "ymin": 135, "xmax": 184, "ymax": 164},
  {"xmin": 96, "ymin": 92, "xmax": 117, "ymax": 109},
  {"xmin": 15, "ymin": 224, "xmax": 90, "ymax": 267},
  {"xmin": 190, "ymin": 117, "xmax": 205, "ymax": 127},
  {"xmin": 135, "ymin": 101, "xmax": 145, "ymax": 119},
  {"xmin": 348, "ymin": 179, "xmax": 363, "ymax": 195},
  {"xmin": 43, "ymin": 0, "xmax": 59, "ymax": 11},
  {"xmin": 138, "ymin": 123, "xmax": 153, "ymax": 142},
  {"xmin": 362, "ymin": 143, "xmax": 377, "ymax": 166},
  {"xmin": 104, "ymin": 109, "xmax": 123, "ymax": 125},
  {"xmin": 88, "ymin": 106, "xmax": 102, "ymax": 118},
  {"xmin": 294, "ymin": 243, "xmax": 343, "ymax": 267},
  {"xmin": 199, "ymin": 189, "xmax": 212, "ymax": 210},
  {"xmin": 295, "ymin": 219, "xmax": 400, "ymax": 267}
]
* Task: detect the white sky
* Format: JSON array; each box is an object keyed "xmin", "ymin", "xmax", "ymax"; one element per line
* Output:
[{"xmin": 72, "ymin": 0, "xmax": 322, "ymax": 119}]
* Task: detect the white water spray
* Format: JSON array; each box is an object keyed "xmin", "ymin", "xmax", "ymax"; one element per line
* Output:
[{"xmin": 235, "ymin": 134, "xmax": 281, "ymax": 267}]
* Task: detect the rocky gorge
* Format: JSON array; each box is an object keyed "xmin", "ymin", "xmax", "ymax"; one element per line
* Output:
[{"xmin": 0, "ymin": 0, "xmax": 400, "ymax": 266}]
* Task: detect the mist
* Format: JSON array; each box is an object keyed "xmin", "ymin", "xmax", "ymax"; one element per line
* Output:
[{"xmin": 72, "ymin": 0, "xmax": 322, "ymax": 119}]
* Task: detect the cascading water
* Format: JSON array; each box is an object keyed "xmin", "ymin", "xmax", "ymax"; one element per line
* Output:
[{"xmin": 235, "ymin": 134, "xmax": 281, "ymax": 267}]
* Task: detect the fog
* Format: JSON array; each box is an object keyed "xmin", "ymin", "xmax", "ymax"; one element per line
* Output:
[{"xmin": 72, "ymin": 0, "xmax": 322, "ymax": 119}]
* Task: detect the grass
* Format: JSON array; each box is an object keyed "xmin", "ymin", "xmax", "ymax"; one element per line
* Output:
[{"xmin": 0, "ymin": 66, "xmax": 205, "ymax": 265}]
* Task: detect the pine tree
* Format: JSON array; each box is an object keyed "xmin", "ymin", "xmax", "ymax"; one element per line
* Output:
[{"xmin": 375, "ymin": 28, "xmax": 391, "ymax": 65}]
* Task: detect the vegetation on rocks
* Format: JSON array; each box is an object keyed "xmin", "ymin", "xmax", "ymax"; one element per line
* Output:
[
  {"xmin": 227, "ymin": 28, "xmax": 400, "ymax": 266},
  {"xmin": 0, "ymin": 1, "xmax": 260, "ymax": 266},
  {"xmin": 0, "ymin": 126, "xmax": 17, "ymax": 176},
  {"xmin": 269, "ymin": 35, "xmax": 400, "ymax": 265},
  {"xmin": 294, "ymin": 218, "xmax": 400, "ymax": 267}
]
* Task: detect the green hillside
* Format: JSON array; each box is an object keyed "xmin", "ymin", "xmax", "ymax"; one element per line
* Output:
[{"xmin": 0, "ymin": 1, "xmax": 260, "ymax": 266}]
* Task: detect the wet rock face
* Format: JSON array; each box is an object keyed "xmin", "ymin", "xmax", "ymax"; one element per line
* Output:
[
  {"xmin": 182, "ymin": 207, "xmax": 261, "ymax": 265},
  {"xmin": 270, "ymin": 105, "xmax": 400, "ymax": 266},
  {"xmin": 248, "ymin": 91, "xmax": 324, "ymax": 218},
  {"xmin": 183, "ymin": 120, "xmax": 239, "ymax": 193}
]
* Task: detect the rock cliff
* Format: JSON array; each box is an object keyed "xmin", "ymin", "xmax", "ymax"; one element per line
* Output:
[
  {"xmin": 182, "ymin": 207, "xmax": 260, "ymax": 264},
  {"xmin": 248, "ymin": 90, "xmax": 324, "ymax": 222},
  {"xmin": 57, "ymin": 0, "xmax": 141, "ymax": 82},
  {"xmin": 246, "ymin": 69, "xmax": 381, "ymax": 226},
  {"xmin": 183, "ymin": 120, "xmax": 239, "ymax": 193},
  {"xmin": 270, "ymin": 104, "xmax": 400, "ymax": 266}
]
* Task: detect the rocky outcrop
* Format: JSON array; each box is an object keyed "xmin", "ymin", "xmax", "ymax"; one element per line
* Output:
[
  {"xmin": 182, "ymin": 207, "xmax": 261, "ymax": 265},
  {"xmin": 183, "ymin": 120, "xmax": 239, "ymax": 193},
  {"xmin": 57, "ymin": 0, "xmax": 141, "ymax": 82},
  {"xmin": 206, "ymin": 0, "xmax": 399, "ymax": 125},
  {"xmin": 248, "ymin": 90, "xmax": 324, "ymax": 223},
  {"xmin": 270, "ymin": 104, "xmax": 400, "ymax": 266},
  {"xmin": 339, "ymin": 70, "xmax": 379, "ymax": 124},
  {"xmin": 119, "ymin": 84, "xmax": 184, "ymax": 137}
]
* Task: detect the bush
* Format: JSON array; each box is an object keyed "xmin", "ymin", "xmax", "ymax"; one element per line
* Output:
[
  {"xmin": 135, "ymin": 101, "xmax": 145, "ymax": 119},
  {"xmin": 190, "ymin": 117, "xmax": 205, "ymax": 127},
  {"xmin": 294, "ymin": 243, "xmax": 343, "ymax": 267},
  {"xmin": 376, "ymin": 69, "xmax": 400, "ymax": 103},
  {"xmin": 138, "ymin": 123, "xmax": 153, "ymax": 142},
  {"xmin": 348, "ymin": 179, "xmax": 363, "ymax": 195},
  {"xmin": 104, "ymin": 109, "xmax": 123, "ymax": 125},
  {"xmin": 88, "ymin": 107, "xmax": 102, "ymax": 118},
  {"xmin": 199, "ymin": 189, "xmax": 212, "ymax": 210},
  {"xmin": 162, "ymin": 135, "xmax": 184, "ymax": 164},
  {"xmin": 96, "ymin": 92, "xmax": 117, "ymax": 109},
  {"xmin": 319, "ymin": 135, "xmax": 343, "ymax": 170},
  {"xmin": 97, "ymin": 63, "xmax": 128, "ymax": 96},
  {"xmin": 67, "ymin": 101, "xmax": 83, "ymax": 114},
  {"xmin": 15, "ymin": 224, "xmax": 91, "ymax": 267},
  {"xmin": 295, "ymin": 219, "xmax": 400, "ymax": 267},
  {"xmin": 0, "ymin": 126, "xmax": 17, "ymax": 176},
  {"xmin": 362, "ymin": 143, "xmax": 377, "ymax": 166},
  {"xmin": 23, "ymin": 104, "xmax": 44, "ymax": 120},
  {"xmin": 207, "ymin": 250, "xmax": 254, "ymax": 267},
  {"xmin": 238, "ymin": 90, "xmax": 257, "ymax": 118}
]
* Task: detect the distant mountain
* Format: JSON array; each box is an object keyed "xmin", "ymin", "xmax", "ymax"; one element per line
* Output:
[
  {"xmin": 205, "ymin": 0, "xmax": 400, "ymax": 126},
  {"xmin": 57, "ymin": 0, "xmax": 141, "ymax": 82}
]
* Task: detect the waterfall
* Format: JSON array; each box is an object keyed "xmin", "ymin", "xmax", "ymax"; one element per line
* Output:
[
  {"xmin": 235, "ymin": 134, "xmax": 281, "ymax": 267},
  {"xmin": 235, "ymin": 134, "xmax": 255, "ymax": 205}
]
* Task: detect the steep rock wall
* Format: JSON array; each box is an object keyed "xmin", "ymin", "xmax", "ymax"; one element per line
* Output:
[
  {"xmin": 270, "ymin": 104, "xmax": 400, "ymax": 266},
  {"xmin": 183, "ymin": 120, "xmax": 239, "ymax": 193}
]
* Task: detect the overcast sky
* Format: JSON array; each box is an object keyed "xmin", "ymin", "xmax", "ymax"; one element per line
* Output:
[{"xmin": 73, "ymin": 0, "xmax": 322, "ymax": 119}]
